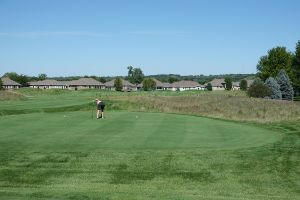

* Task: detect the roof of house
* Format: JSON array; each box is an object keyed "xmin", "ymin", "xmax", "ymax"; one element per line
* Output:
[
  {"xmin": 68, "ymin": 78, "xmax": 104, "ymax": 86},
  {"xmin": 171, "ymin": 80, "xmax": 202, "ymax": 88},
  {"xmin": 209, "ymin": 78, "xmax": 225, "ymax": 87},
  {"xmin": 246, "ymin": 79, "xmax": 254, "ymax": 86},
  {"xmin": 104, "ymin": 79, "xmax": 136, "ymax": 87},
  {"xmin": 136, "ymin": 78, "xmax": 164, "ymax": 88},
  {"xmin": 232, "ymin": 81, "xmax": 240, "ymax": 87},
  {"xmin": 152, "ymin": 78, "xmax": 164, "ymax": 87},
  {"xmin": 162, "ymin": 82, "xmax": 173, "ymax": 88},
  {"xmin": 1, "ymin": 77, "xmax": 21, "ymax": 86},
  {"xmin": 29, "ymin": 79, "xmax": 67, "ymax": 86}
]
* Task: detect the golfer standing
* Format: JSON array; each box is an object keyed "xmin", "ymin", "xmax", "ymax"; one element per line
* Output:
[{"xmin": 96, "ymin": 99, "xmax": 105, "ymax": 119}]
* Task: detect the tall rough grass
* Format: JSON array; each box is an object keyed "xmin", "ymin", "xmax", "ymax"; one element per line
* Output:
[
  {"xmin": 122, "ymin": 93, "xmax": 300, "ymax": 122},
  {"xmin": 0, "ymin": 91, "xmax": 27, "ymax": 101}
]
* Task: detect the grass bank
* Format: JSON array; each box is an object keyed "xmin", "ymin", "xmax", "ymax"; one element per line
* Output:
[{"xmin": 1, "ymin": 89, "xmax": 300, "ymax": 122}]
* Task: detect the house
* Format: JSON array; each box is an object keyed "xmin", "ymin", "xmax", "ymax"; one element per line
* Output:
[
  {"xmin": 246, "ymin": 79, "xmax": 254, "ymax": 88},
  {"xmin": 68, "ymin": 78, "xmax": 105, "ymax": 90},
  {"xmin": 152, "ymin": 78, "xmax": 164, "ymax": 90},
  {"xmin": 209, "ymin": 78, "xmax": 226, "ymax": 90},
  {"xmin": 232, "ymin": 81, "xmax": 240, "ymax": 90},
  {"xmin": 162, "ymin": 82, "xmax": 173, "ymax": 90},
  {"xmin": 232, "ymin": 79, "xmax": 255, "ymax": 90},
  {"xmin": 29, "ymin": 79, "xmax": 68, "ymax": 89},
  {"xmin": 1, "ymin": 77, "xmax": 21, "ymax": 89},
  {"xmin": 171, "ymin": 80, "xmax": 206, "ymax": 91},
  {"xmin": 136, "ymin": 78, "xmax": 165, "ymax": 90},
  {"xmin": 104, "ymin": 79, "xmax": 137, "ymax": 91}
]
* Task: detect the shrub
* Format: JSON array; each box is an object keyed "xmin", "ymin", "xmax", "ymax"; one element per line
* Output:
[
  {"xmin": 206, "ymin": 83, "xmax": 212, "ymax": 91},
  {"xmin": 276, "ymin": 69, "xmax": 294, "ymax": 100},
  {"xmin": 0, "ymin": 78, "xmax": 3, "ymax": 90},
  {"xmin": 265, "ymin": 77, "xmax": 282, "ymax": 99},
  {"xmin": 224, "ymin": 77, "xmax": 232, "ymax": 90},
  {"xmin": 114, "ymin": 78, "xmax": 123, "ymax": 91},
  {"xmin": 240, "ymin": 79, "xmax": 247, "ymax": 91},
  {"xmin": 142, "ymin": 78, "xmax": 156, "ymax": 91},
  {"xmin": 247, "ymin": 78, "xmax": 271, "ymax": 98}
]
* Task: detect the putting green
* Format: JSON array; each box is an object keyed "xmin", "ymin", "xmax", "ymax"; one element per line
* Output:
[{"xmin": 0, "ymin": 111, "xmax": 280, "ymax": 151}]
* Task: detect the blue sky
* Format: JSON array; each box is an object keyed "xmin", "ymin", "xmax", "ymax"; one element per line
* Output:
[{"xmin": 0, "ymin": 0, "xmax": 299, "ymax": 77}]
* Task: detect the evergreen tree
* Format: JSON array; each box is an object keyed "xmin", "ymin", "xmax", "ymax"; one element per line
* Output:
[
  {"xmin": 114, "ymin": 78, "xmax": 123, "ymax": 91},
  {"xmin": 276, "ymin": 69, "xmax": 294, "ymax": 100},
  {"xmin": 240, "ymin": 79, "xmax": 248, "ymax": 91},
  {"xmin": 265, "ymin": 77, "xmax": 282, "ymax": 99}
]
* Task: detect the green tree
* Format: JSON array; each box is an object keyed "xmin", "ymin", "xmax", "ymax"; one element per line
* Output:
[
  {"xmin": 276, "ymin": 69, "xmax": 294, "ymax": 100},
  {"xmin": 38, "ymin": 73, "xmax": 47, "ymax": 80},
  {"xmin": 168, "ymin": 76, "xmax": 179, "ymax": 83},
  {"xmin": 132, "ymin": 68, "xmax": 144, "ymax": 84},
  {"xmin": 142, "ymin": 78, "xmax": 156, "ymax": 91},
  {"xmin": 206, "ymin": 83, "xmax": 212, "ymax": 91},
  {"xmin": 127, "ymin": 66, "xmax": 144, "ymax": 84},
  {"xmin": 247, "ymin": 78, "xmax": 271, "ymax": 98},
  {"xmin": 3, "ymin": 72, "xmax": 28, "ymax": 87},
  {"xmin": 16, "ymin": 74, "xmax": 29, "ymax": 87},
  {"xmin": 98, "ymin": 77, "xmax": 106, "ymax": 83},
  {"xmin": 4, "ymin": 72, "xmax": 19, "ymax": 81},
  {"xmin": 265, "ymin": 77, "xmax": 282, "ymax": 100},
  {"xmin": 224, "ymin": 77, "xmax": 232, "ymax": 90},
  {"xmin": 127, "ymin": 66, "xmax": 133, "ymax": 78},
  {"xmin": 292, "ymin": 40, "xmax": 300, "ymax": 96},
  {"xmin": 0, "ymin": 78, "xmax": 3, "ymax": 90},
  {"xmin": 240, "ymin": 79, "xmax": 248, "ymax": 91},
  {"xmin": 257, "ymin": 47, "xmax": 294, "ymax": 81},
  {"xmin": 114, "ymin": 78, "xmax": 123, "ymax": 91}
]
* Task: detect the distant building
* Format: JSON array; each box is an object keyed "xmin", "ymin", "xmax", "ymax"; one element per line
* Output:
[
  {"xmin": 162, "ymin": 82, "xmax": 173, "ymax": 90},
  {"xmin": 29, "ymin": 79, "xmax": 68, "ymax": 89},
  {"xmin": 68, "ymin": 78, "xmax": 105, "ymax": 90},
  {"xmin": 1, "ymin": 77, "xmax": 21, "ymax": 89},
  {"xmin": 246, "ymin": 79, "xmax": 254, "ymax": 88},
  {"xmin": 171, "ymin": 80, "xmax": 206, "ymax": 91},
  {"xmin": 209, "ymin": 78, "xmax": 226, "ymax": 90},
  {"xmin": 232, "ymin": 81, "xmax": 240, "ymax": 90},
  {"xmin": 104, "ymin": 79, "xmax": 137, "ymax": 91},
  {"xmin": 137, "ymin": 78, "xmax": 167, "ymax": 90}
]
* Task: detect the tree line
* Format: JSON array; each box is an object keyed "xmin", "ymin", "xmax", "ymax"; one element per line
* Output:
[{"xmin": 246, "ymin": 40, "xmax": 300, "ymax": 100}]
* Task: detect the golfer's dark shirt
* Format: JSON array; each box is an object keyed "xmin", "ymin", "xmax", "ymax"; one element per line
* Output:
[{"xmin": 97, "ymin": 102, "xmax": 105, "ymax": 110}]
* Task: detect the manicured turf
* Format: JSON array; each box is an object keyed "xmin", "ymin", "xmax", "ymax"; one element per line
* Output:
[
  {"xmin": 0, "ymin": 111, "xmax": 280, "ymax": 151},
  {"xmin": 0, "ymin": 90, "xmax": 299, "ymax": 200}
]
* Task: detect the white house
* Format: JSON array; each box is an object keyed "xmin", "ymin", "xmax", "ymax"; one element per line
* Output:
[
  {"xmin": 1, "ymin": 77, "xmax": 21, "ymax": 89},
  {"xmin": 29, "ymin": 79, "xmax": 68, "ymax": 89},
  {"xmin": 232, "ymin": 81, "xmax": 240, "ymax": 90},
  {"xmin": 104, "ymin": 79, "xmax": 137, "ymax": 91},
  {"xmin": 67, "ymin": 78, "xmax": 105, "ymax": 90},
  {"xmin": 136, "ymin": 78, "xmax": 167, "ymax": 90},
  {"xmin": 209, "ymin": 78, "xmax": 226, "ymax": 90},
  {"xmin": 171, "ymin": 80, "xmax": 206, "ymax": 91}
]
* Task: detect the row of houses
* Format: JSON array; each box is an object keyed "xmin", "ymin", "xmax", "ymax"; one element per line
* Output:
[
  {"xmin": 1, "ymin": 77, "xmax": 254, "ymax": 91},
  {"xmin": 28, "ymin": 78, "xmax": 207, "ymax": 91}
]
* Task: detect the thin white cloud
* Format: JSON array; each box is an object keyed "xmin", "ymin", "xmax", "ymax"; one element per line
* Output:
[
  {"xmin": 129, "ymin": 30, "xmax": 189, "ymax": 37},
  {"xmin": 0, "ymin": 31, "xmax": 109, "ymax": 37}
]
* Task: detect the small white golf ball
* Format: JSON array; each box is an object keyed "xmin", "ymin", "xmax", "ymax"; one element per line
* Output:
[{"xmin": 136, "ymin": 115, "xmax": 138, "ymax": 118}]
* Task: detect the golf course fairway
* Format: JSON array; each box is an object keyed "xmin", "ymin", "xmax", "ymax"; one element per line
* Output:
[
  {"xmin": 0, "ymin": 111, "xmax": 298, "ymax": 200},
  {"xmin": 0, "ymin": 111, "xmax": 280, "ymax": 151}
]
